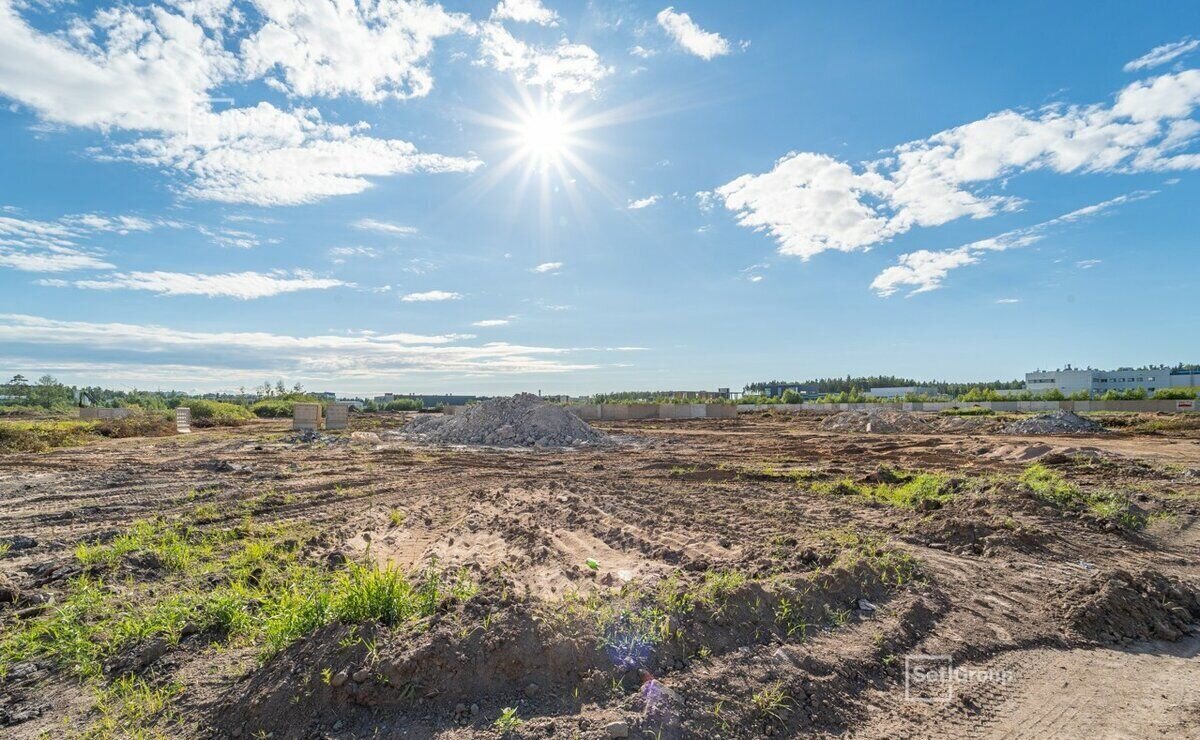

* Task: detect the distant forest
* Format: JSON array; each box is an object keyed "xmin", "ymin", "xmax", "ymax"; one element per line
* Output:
[{"xmin": 744, "ymin": 376, "xmax": 1026, "ymax": 396}]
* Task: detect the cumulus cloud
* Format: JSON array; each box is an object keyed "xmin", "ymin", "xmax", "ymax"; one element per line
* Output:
[
  {"xmin": 532, "ymin": 261, "xmax": 563, "ymax": 273},
  {"xmin": 491, "ymin": 0, "xmax": 558, "ymax": 26},
  {"xmin": 240, "ymin": 0, "xmax": 472, "ymax": 101},
  {"xmin": 719, "ymin": 69, "xmax": 1200, "ymax": 260},
  {"xmin": 871, "ymin": 192, "xmax": 1152, "ymax": 297},
  {"xmin": 627, "ymin": 195, "xmax": 660, "ymax": 209},
  {"xmin": 476, "ymin": 22, "xmax": 611, "ymax": 98},
  {"xmin": 1125, "ymin": 38, "xmax": 1200, "ymax": 73},
  {"xmin": 0, "ymin": 1, "xmax": 482, "ymax": 206},
  {"xmin": 472, "ymin": 318, "xmax": 510, "ymax": 327},
  {"xmin": 656, "ymin": 7, "xmax": 730, "ymax": 60},
  {"xmin": 401, "ymin": 289, "xmax": 460, "ymax": 301}
]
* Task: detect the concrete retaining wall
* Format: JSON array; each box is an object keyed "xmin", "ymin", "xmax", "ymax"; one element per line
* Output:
[
  {"xmin": 293, "ymin": 403, "xmax": 323, "ymax": 431},
  {"xmin": 737, "ymin": 400, "xmax": 1197, "ymax": 414},
  {"xmin": 570, "ymin": 404, "xmax": 737, "ymax": 421},
  {"xmin": 325, "ymin": 403, "xmax": 350, "ymax": 430},
  {"xmin": 79, "ymin": 408, "xmax": 134, "ymax": 421}
]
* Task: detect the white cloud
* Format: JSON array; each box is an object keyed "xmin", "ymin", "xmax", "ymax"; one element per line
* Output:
[
  {"xmin": 1125, "ymin": 38, "xmax": 1200, "ymax": 73},
  {"xmin": 1076, "ymin": 259, "xmax": 1103, "ymax": 269},
  {"xmin": 0, "ymin": 2, "xmax": 482, "ymax": 206},
  {"xmin": 995, "ymin": 298, "xmax": 1020, "ymax": 304},
  {"xmin": 472, "ymin": 318, "xmax": 510, "ymax": 327},
  {"xmin": 401, "ymin": 289, "xmax": 460, "ymax": 301},
  {"xmin": 656, "ymin": 7, "xmax": 730, "ymax": 60},
  {"xmin": 0, "ymin": 0, "xmax": 236, "ymax": 132},
  {"xmin": 630, "ymin": 45, "xmax": 657, "ymax": 59},
  {"xmin": 239, "ymin": 0, "xmax": 472, "ymax": 101},
  {"xmin": 0, "ymin": 213, "xmax": 123, "ymax": 272},
  {"xmin": 477, "ymin": 22, "xmax": 611, "ymax": 98},
  {"xmin": 871, "ymin": 192, "xmax": 1151, "ymax": 297},
  {"xmin": 66, "ymin": 269, "xmax": 348, "ymax": 299},
  {"xmin": 353, "ymin": 218, "xmax": 419, "ymax": 236},
  {"xmin": 491, "ymin": 0, "xmax": 558, "ymax": 26},
  {"xmin": 627, "ymin": 194, "xmax": 660, "ymax": 209},
  {"xmin": 748, "ymin": 275, "xmax": 763, "ymax": 283},
  {"xmin": 719, "ymin": 70, "xmax": 1200, "ymax": 260},
  {"xmin": 115, "ymin": 103, "xmax": 482, "ymax": 206},
  {"xmin": 330, "ymin": 246, "xmax": 380, "ymax": 259},
  {"xmin": 0, "ymin": 313, "xmax": 605, "ymax": 377},
  {"xmin": 532, "ymin": 261, "xmax": 563, "ymax": 273}
]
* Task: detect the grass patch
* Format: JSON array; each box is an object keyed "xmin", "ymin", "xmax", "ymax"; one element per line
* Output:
[
  {"xmin": 1019, "ymin": 463, "xmax": 1147, "ymax": 529},
  {"xmin": 83, "ymin": 675, "xmax": 183, "ymax": 740},
  {"xmin": 751, "ymin": 681, "xmax": 791, "ymax": 721},
  {"xmin": 940, "ymin": 406, "xmax": 995, "ymax": 416},
  {"xmin": 0, "ymin": 420, "xmax": 98, "ymax": 453},
  {"xmin": 815, "ymin": 471, "xmax": 954, "ymax": 509},
  {"xmin": 493, "ymin": 707, "xmax": 522, "ymax": 733},
  {"xmin": 2, "ymin": 520, "xmax": 477, "ymax": 682}
]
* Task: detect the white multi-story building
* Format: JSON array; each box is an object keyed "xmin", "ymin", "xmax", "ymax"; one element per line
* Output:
[{"xmin": 1025, "ymin": 365, "xmax": 1199, "ymax": 395}]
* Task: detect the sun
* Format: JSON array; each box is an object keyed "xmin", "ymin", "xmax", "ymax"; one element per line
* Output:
[{"xmin": 518, "ymin": 107, "xmax": 572, "ymax": 164}]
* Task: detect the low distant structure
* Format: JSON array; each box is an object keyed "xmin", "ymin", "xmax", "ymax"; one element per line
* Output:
[
  {"xmin": 867, "ymin": 386, "xmax": 939, "ymax": 399},
  {"xmin": 744, "ymin": 383, "xmax": 819, "ymax": 399},
  {"xmin": 293, "ymin": 403, "xmax": 322, "ymax": 431},
  {"xmin": 1026, "ymin": 364, "xmax": 1199, "ymax": 395},
  {"xmin": 374, "ymin": 393, "xmax": 480, "ymax": 407}
]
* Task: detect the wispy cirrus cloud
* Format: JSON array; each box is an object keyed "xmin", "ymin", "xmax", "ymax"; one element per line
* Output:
[
  {"xmin": 55, "ymin": 270, "xmax": 349, "ymax": 299},
  {"xmin": 532, "ymin": 261, "xmax": 563, "ymax": 273},
  {"xmin": 353, "ymin": 218, "xmax": 419, "ymax": 236},
  {"xmin": 401, "ymin": 290, "xmax": 461, "ymax": 302},
  {"xmin": 870, "ymin": 191, "xmax": 1153, "ymax": 297},
  {"xmin": 1124, "ymin": 37, "xmax": 1200, "ymax": 73},
  {"xmin": 0, "ymin": 314, "xmax": 637, "ymax": 382}
]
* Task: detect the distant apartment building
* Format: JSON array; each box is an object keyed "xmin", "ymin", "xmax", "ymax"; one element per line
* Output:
[
  {"xmin": 867, "ymin": 386, "xmax": 939, "ymax": 399},
  {"xmin": 1025, "ymin": 365, "xmax": 1199, "ymax": 395}
]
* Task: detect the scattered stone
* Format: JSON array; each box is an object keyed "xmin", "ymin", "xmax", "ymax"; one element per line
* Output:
[
  {"xmin": 605, "ymin": 719, "xmax": 630, "ymax": 738},
  {"xmin": 0, "ymin": 535, "xmax": 37, "ymax": 551},
  {"xmin": 330, "ymin": 670, "xmax": 349, "ymax": 688},
  {"xmin": 352, "ymin": 668, "xmax": 370, "ymax": 683},
  {"xmin": 856, "ymin": 598, "xmax": 878, "ymax": 614},
  {"xmin": 398, "ymin": 394, "xmax": 609, "ymax": 449},
  {"xmin": 524, "ymin": 682, "xmax": 539, "ymax": 698}
]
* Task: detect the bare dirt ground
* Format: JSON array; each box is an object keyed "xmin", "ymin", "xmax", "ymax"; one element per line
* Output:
[{"xmin": 1, "ymin": 411, "xmax": 1198, "ymax": 739}]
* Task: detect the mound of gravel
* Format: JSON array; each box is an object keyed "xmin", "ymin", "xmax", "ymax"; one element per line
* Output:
[
  {"xmin": 820, "ymin": 410, "xmax": 936, "ymax": 434},
  {"xmin": 400, "ymin": 394, "xmax": 608, "ymax": 448},
  {"xmin": 1001, "ymin": 411, "xmax": 1106, "ymax": 436}
]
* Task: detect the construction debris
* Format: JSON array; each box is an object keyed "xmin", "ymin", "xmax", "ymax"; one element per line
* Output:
[
  {"xmin": 1001, "ymin": 411, "xmax": 1107, "ymax": 436},
  {"xmin": 399, "ymin": 393, "xmax": 609, "ymax": 448}
]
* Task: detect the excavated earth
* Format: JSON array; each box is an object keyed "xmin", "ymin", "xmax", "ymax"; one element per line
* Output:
[{"xmin": 0, "ymin": 411, "xmax": 1198, "ymax": 738}]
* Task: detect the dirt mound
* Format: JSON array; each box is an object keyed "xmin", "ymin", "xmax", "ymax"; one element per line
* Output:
[
  {"xmin": 820, "ymin": 410, "xmax": 936, "ymax": 434},
  {"xmin": 1002, "ymin": 410, "xmax": 1106, "ymax": 436},
  {"xmin": 400, "ymin": 394, "xmax": 608, "ymax": 448},
  {"xmin": 1055, "ymin": 569, "xmax": 1200, "ymax": 644}
]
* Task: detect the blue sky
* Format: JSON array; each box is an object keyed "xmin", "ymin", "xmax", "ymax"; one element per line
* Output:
[{"xmin": 0, "ymin": 0, "xmax": 1197, "ymax": 395}]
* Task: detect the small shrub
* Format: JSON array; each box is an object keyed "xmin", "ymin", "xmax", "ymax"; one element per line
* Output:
[
  {"xmin": 183, "ymin": 400, "xmax": 254, "ymax": 427},
  {"xmin": 0, "ymin": 420, "xmax": 97, "ymax": 453},
  {"xmin": 941, "ymin": 406, "xmax": 994, "ymax": 416},
  {"xmin": 94, "ymin": 412, "xmax": 176, "ymax": 438}
]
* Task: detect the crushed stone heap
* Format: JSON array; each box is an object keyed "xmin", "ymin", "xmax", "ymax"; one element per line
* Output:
[
  {"xmin": 1001, "ymin": 410, "xmax": 1106, "ymax": 435},
  {"xmin": 819, "ymin": 409, "xmax": 937, "ymax": 434},
  {"xmin": 399, "ymin": 393, "xmax": 609, "ymax": 448}
]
